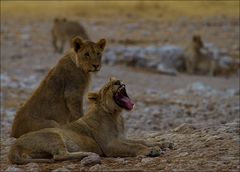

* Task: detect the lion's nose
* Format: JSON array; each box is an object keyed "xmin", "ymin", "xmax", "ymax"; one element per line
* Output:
[{"xmin": 93, "ymin": 65, "xmax": 100, "ymax": 69}]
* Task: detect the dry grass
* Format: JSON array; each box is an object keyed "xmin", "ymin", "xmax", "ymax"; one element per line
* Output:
[{"xmin": 1, "ymin": 1, "xmax": 239, "ymax": 21}]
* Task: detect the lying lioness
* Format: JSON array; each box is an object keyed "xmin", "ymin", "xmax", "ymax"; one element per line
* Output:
[{"xmin": 8, "ymin": 77, "xmax": 161, "ymax": 164}]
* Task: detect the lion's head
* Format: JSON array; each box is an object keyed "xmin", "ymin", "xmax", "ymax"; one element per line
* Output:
[
  {"xmin": 71, "ymin": 36, "xmax": 106, "ymax": 72},
  {"xmin": 88, "ymin": 77, "xmax": 134, "ymax": 113},
  {"xmin": 192, "ymin": 35, "xmax": 204, "ymax": 50}
]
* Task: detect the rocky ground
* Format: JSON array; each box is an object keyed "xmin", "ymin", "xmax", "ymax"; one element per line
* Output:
[{"xmin": 1, "ymin": 12, "xmax": 240, "ymax": 172}]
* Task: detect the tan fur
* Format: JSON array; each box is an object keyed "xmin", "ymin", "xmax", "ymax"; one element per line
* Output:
[
  {"xmin": 11, "ymin": 37, "xmax": 106, "ymax": 138},
  {"xmin": 52, "ymin": 18, "xmax": 90, "ymax": 53},
  {"xmin": 184, "ymin": 35, "xmax": 217, "ymax": 76},
  {"xmin": 9, "ymin": 78, "xmax": 162, "ymax": 164}
]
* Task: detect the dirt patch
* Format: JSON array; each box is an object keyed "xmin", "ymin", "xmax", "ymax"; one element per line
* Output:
[{"xmin": 1, "ymin": 3, "xmax": 239, "ymax": 171}]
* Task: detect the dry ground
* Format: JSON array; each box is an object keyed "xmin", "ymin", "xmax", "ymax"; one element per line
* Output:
[{"xmin": 1, "ymin": 1, "xmax": 239, "ymax": 172}]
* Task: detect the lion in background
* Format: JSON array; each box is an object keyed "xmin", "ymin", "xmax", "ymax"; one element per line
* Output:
[
  {"xmin": 184, "ymin": 35, "xmax": 239, "ymax": 76},
  {"xmin": 184, "ymin": 35, "xmax": 217, "ymax": 76},
  {"xmin": 52, "ymin": 18, "xmax": 90, "ymax": 53},
  {"xmin": 11, "ymin": 36, "xmax": 106, "ymax": 138},
  {"xmin": 9, "ymin": 77, "xmax": 163, "ymax": 165}
]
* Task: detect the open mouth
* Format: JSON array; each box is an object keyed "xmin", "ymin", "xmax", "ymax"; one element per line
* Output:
[{"xmin": 114, "ymin": 84, "xmax": 134, "ymax": 110}]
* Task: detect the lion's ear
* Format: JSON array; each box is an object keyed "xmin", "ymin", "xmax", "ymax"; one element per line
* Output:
[
  {"xmin": 192, "ymin": 35, "xmax": 201, "ymax": 42},
  {"xmin": 97, "ymin": 39, "xmax": 106, "ymax": 51},
  {"xmin": 109, "ymin": 77, "xmax": 117, "ymax": 82},
  {"xmin": 88, "ymin": 92, "xmax": 99, "ymax": 102},
  {"xmin": 71, "ymin": 36, "xmax": 84, "ymax": 52}
]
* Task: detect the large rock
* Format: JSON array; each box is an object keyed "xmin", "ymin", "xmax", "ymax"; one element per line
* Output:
[
  {"xmin": 104, "ymin": 43, "xmax": 237, "ymax": 76},
  {"xmin": 104, "ymin": 45, "xmax": 185, "ymax": 75}
]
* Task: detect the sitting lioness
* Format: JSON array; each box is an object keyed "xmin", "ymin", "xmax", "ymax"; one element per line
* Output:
[
  {"xmin": 52, "ymin": 18, "xmax": 90, "ymax": 53},
  {"xmin": 184, "ymin": 35, "xmax": 217, "ymax": 75},
  {"xmin": 8, "ymin": 77, "xmax": 161, "ymax": 164},
  {"xmin": 11, "ymin": 36, "xmax": 106, "ymax": 138}
]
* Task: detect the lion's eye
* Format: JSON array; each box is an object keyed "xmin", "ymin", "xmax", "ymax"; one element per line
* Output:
[
  {"xmin": 85, "ymin": 52, "xmax": 90, "ymax": 57},
  {"xmin": 97, "ymin": 52, "xmax": 101, "ymax": 56}
]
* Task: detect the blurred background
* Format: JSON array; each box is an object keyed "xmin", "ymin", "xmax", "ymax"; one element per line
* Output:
[{"xmin": 1, "ymin": 1, "xmax": 240, "ymax": 171}]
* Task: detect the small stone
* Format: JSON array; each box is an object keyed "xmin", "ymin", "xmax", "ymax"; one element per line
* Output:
[
  {"xmin": 141, "ymin": 157, "xmax": 153, "ymax": 164},
  {"xmin": 187, "ymin": 82, "xmax": 212, "ymax": 92},
  {"xmin": 52, "ymin": 167, "xmax": 70, "ymax": 172},
  {"xmin": 5, "ymin": 166, "xmax": 23, "ymax": 172},
  {"xmin": 80, "ymin": 154, "xmax": 101, "ymax": 166},
  {"xmin": 89, "ymin": 164, "xmax": 102, "ymax": 172},
  {"xmin": 26, "ymin": 163, "xmax": 39, "ymax": 172},
  {"xmin": 112, "ymin": 158, "xmax": 125, "ymax": 164},
  {"xmin": 64, "ymin": 164, "xmax": 76, "ymax": 170}
]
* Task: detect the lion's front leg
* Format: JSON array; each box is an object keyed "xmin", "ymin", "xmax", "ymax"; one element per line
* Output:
[
  {"xmin": 54, "ymin": 151, "xmax": 97, "ymax": 161},
  {"xmin": 52, "ymin": 33, "xmax": 59, "ymax": 53},
  {"xmin": 186, "ymin": 60, "xmax": 195, "ymax": 74},
  {"xmin": 64, "ymin": 89, "xmax": 84, "ymax": 121},
  {"xmin": 105, "ymin": 139, "xmax": 161, "ymax": 157}
]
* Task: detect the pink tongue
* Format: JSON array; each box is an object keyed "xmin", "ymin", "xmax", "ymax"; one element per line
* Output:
[{"xmin": 120, "ymin": 96, "xmax": 134, "ymax": 110}]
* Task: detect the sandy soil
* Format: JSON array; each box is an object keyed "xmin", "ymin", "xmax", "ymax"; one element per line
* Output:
[{"xmin": 1, "ymin": 11, "xmax": 239, "ymax": 172}]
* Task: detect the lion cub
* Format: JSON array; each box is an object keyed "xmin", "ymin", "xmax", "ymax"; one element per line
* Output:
[
  {"xmin": 184, "ymin": 35, "xmax": 216, "ymax": 75},
  {"xmin": 11, "ymin": 36, "xmax": 106, "ymax": 138},
  {"xmin": 9, "ymin": 77, "xmax": 161, "ymax": 164},
  {"xmin": 52, "ymin": 18, "xmax": 90, "ymax": 53}
]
